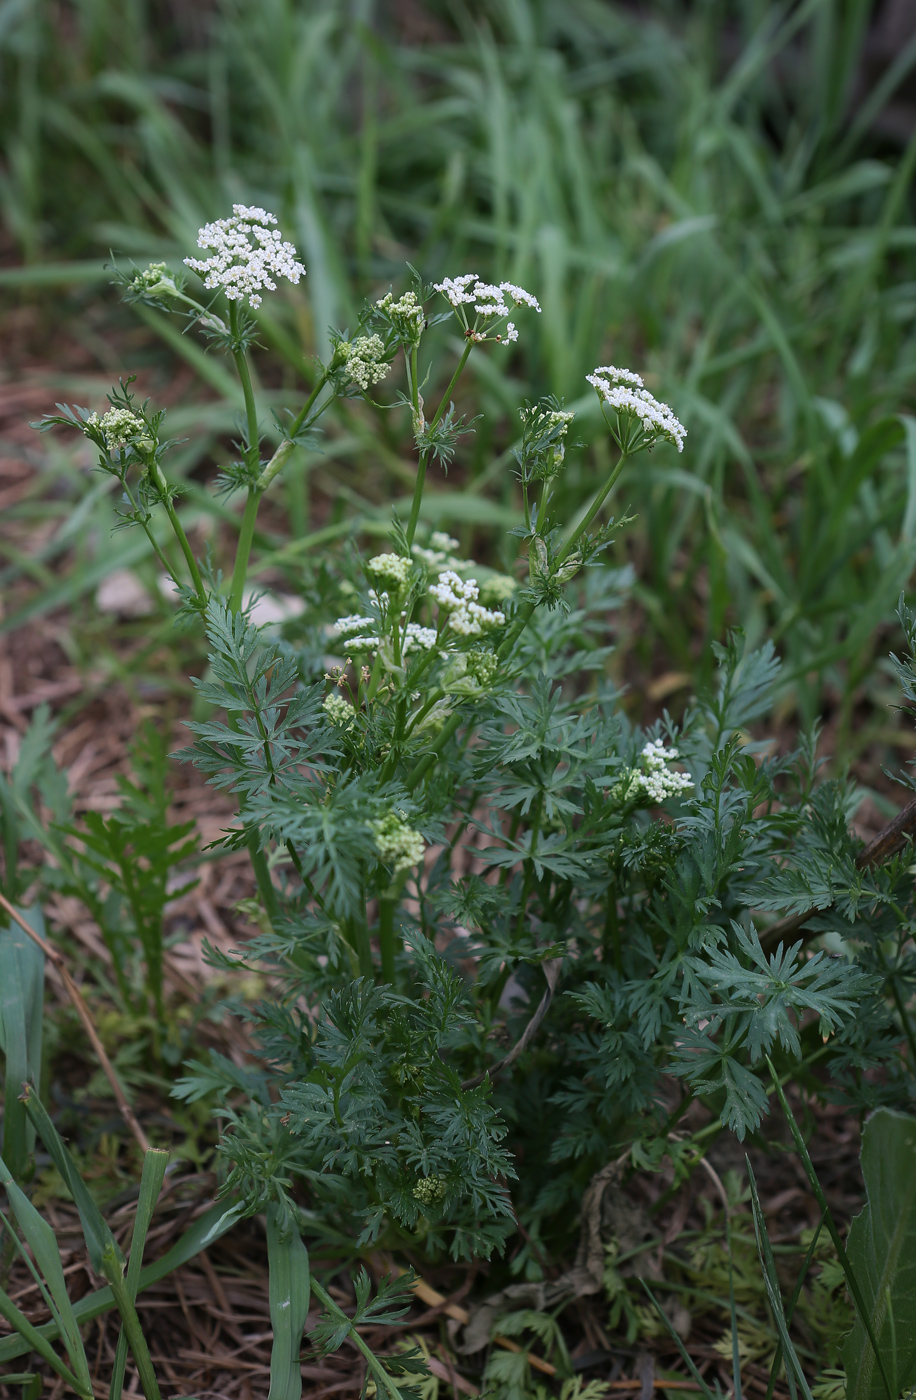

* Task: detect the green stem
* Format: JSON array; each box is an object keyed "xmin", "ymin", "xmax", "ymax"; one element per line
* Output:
[
  {"xmin": 148, "ymin": 465, "xmax": 206, "ymax": 605},
  {"xmin": 247, "ymin": 830, "xmax": 278, "ymax": 926},
  {"xmin": 256, "ymin": 370, "xmax": 331, "ymax": 493},
  {"xmin": 228, "ymin": 302, "xmax": 263, "ymax": 614},
  {"xmin": 405, "ymin": 456, "xmax": 428, "ymax": 550},
  {"xmin": 497, "ymin": 448, "xmax": 629, "ymax": 664},
  {"xmin": 405, "ymin": 711, "xmax": 462, "ymax": 792},
  {"xmin": 348, "ymin": 915, "xmax": 374, "ymax": 980},
  {"xmin": 556, "ymin": 447, "xmax": 629, "ymax": 568},
  {"xmin": 379, "ymin": 889, "xmax": 397, "ymax": 983},
  {"xmin": 405, "ymin": 340, "xmax": 473, "ymax": 547},
  {"xmin": 514, "ymin": 791, "xmax": 544, "ymax": 939},
  {"xmin": 229, "ymin": 487, "xmax": 261, "ymax": 613},
  {"xmin": 604, "ymin": 881, "xmax": 622, "ymax": 974},
  {"xmin": 309, "ymin": 1279, "xmax": 403, "ymax": 1400},
  {"xmin": 890, "ymin": 974, "xmax": 916, "ymax": 1071}
]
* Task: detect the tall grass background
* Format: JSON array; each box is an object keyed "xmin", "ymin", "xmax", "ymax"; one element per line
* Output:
[{"xmin": 3, "ymin": 0, "xmax": 916, "ymax": 776}]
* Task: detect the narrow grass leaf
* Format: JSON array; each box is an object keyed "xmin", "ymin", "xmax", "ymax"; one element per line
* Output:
[
  {"xmin": 266, "ymin": 1202, "xmax": 311, "ymax": 1400},
  {"xmin": 0, "ymin": 906, "xmax": 44, "ymax": 1179},
  {"xmin": 109, "ymin": 1148, "xmax": 169, "ymax": 1400},
  {"xmin": 0, "ymin": 1196, "xmax": 242, "ymax": 1363},
  {"xmin": 22, "ymin": 1086, "xmax": 122, "ymax": 1275},
  {"xmin": 842, "ymin": 1109, "xmax": 916, "ymax": 1400},
  {"xmin": 0, "ymin": 1152, "xmax": 91, "ymax": 1394}
]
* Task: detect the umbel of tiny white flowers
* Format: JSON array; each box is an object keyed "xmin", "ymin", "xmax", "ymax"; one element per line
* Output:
[
  {"xmin": 434, "ymin": 274, "xmax": 541, "ymax": 344},
  {"xmin": 587, "ymin": 365, "xmax": 686, "ymax": 453},
  {"xmin": 634, "ymin": 740, "xmax": 693, "ymax": 802},
  {"xmin": 429, "ymin": 570, "xmax": 505, "ymax": 636},
  {"xmin": 184, "ymin": 205, "xmax": 305, "ymax": 310}
]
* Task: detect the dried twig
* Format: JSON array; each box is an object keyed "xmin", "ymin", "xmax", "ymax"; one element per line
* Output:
[{"xmin": 0, "ymin": 889, "xmax": 151, "ymax": 1153}]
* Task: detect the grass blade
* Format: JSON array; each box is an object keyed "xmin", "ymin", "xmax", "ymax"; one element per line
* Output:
[
  {"xmin": 0, "ymin": 907, "xmax": 44, "ymax": 1180},
  {"xmin": 0, "ymin": 1281, "xmax": 88, "ymax": 1397},
  {"xmin": 638, "ymin": 1278, "xmax": 721, "ymax": 1400},
  {"xmin": 746, "ymin": 1158, "xmax": 813, "ymax": 1400},
  {"xmin": 266, "ymin": 1202, "xmax": 311, "ymax": 1400},
  {"xmin": 21, "ymin": 1084, "xmax": 122, "ymax": 1275},
  {"xmin": 0, "ymin": 1197, "xmax": 242, "ymax": 1364},
  {"xmin": 109, "ymin": 1148, "xmax": 169, "ymax": 1400},
  {"xmin": 766, "ymin": 1058, "xmax": 896, "ymax": 1400},
  {"xmin": 0, "ymin": 1151, "xmax": 91, "ymax": 1395}
]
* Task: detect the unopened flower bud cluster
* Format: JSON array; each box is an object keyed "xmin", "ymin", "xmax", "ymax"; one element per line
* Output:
[
  {"xmin": 371, "ymin": 813, "xmax": 425, "ymax": 873},
  {"xmin": 587, "ymin": 365, "xmax": 686, "ymax": 453},
  {"xmin": 129, "ymin": 262, "xmax": 177, "ymax": 297},
  {"xmin": 429, "ymin": 570, "xmax": 505, "ymax": 636},
  {"xmin": 413, "ymin": 1174, "xmax": 447, "ymax": 1206},
  {"xmin": 185, "ymin": 205, "xmax": 305, "ymax": 309},
  {"xmin": 343, "ymin": 335, "xmax": 389, "ymax": 392},
  {"xmin": 520, "ymin": 404, "xmax": 575, "ymax": 437},
  {"xmin": 368, "ymin": 553, "xmax": 410, "ymax": 588},
  {"xmin": 322, "ymin": 693, "xmax": 355, "ymax": 729},
  {"xmin": 374, "ymin": 289, "xmax": 425, "ymax": 346},
  {"xmin": 86, "ymin": 408, "xmax": 148, "ymax": 452}
]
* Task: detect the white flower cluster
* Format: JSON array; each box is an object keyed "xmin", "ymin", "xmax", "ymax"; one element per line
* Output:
[
  {"xmin": 86, "ymin": 408, "xmax": 148, "ymax": 452},
  {"xmin": 322, "ymin": 693, "xmax": 354, "ymax": 729},
  {"xmin": 330, "ymin": 611, "xmax": 436, "ymax": 656},
  {"xmin": 371, "ymin": 813, "xmax": 425, "ymax": 873},
  {"xmin": 634, "ymin": 740, "xmax": 693, "ymax": 803},
  {"xmin": 413, "ymin": 1174, "xmax": 447, "ymax": 1206},
  {"xmin": 344, "ymin": 335, "xmax": 389, "ymax": 391},
  {"xmin": 368, "ymin": 553, "xmax": 410, "ymax": 587},
  {"xmin": 374, "ymin": 289, "xmax": 425, "ymax": 345},
  {"xmin": 402, "ymin": 623, "xmax": 438, "ymax": 654},
  {"xmin": 429, "ymin": 570, "xmax": 505, "ymax": 636},
  {"xmin": 433, "ymin": 273, "xmax": 540, "ymax": 343},
  {"xmin": 587, "ymin": 365, "xmax": 686, "ymax": 453},
  {"xmin": 184, "ymin": 205, "xmax": 305, "ymax": 309},
  {"xmin": 129, "ymin": 262, "xmax": 177, "ymax": 297}
]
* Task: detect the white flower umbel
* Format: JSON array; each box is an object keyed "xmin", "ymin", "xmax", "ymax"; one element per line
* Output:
[
  {"xmin": 403, "ymin": 624, "xmax": 438, "ymax": 654},
  {"xmin": 333, "ymin": 614, "xmax": 376, "ymax": 638},
  {"xmin": 587, "ymin": 366, "xmax": 686, "ymax": 453},
  {"xmin": 429, "ymin": 570, "xmax": 505, "ymax": 636},
  {"xmin": 368, "ymin": 553, "xmax": 410, "ymax": 588},
  {"xmin": 371, "ymin": 813, "xmax": 425, "ymax": 873},
  {"xmin": 635, "ymin": 740, "xmax": 693, "ymax": 802},
  {"xmin": 433, "ymin": 274, "xmax": 541, "ymax": 344},
  {"xmin": 344, "ymin": 335, "xmax": 389, "ymax": 391},
  {"xmin": 184, "ymin": 205, "xmax": 305, "ymax": 309},
  {"xmin": 85, "ymin": 408, "xmax": 148, "ymax": 453}
]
